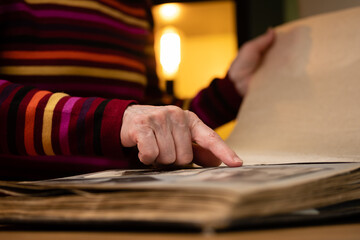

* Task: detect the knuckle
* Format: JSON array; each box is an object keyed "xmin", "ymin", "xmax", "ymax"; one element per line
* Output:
[
  {"xmin": 176, "ymin": 153, "xmax": 193, "ymax": 166},
  {"xmin": 132, "ymin": 114, "xmax": 150, "ymax": 126},
  {"xmin": 208, "ymin": 131, "xmax": 220, "ymax": 142},
  {"xmin": 192, "ymin": 118, "xmax": 203, "ymax": 129},
  {"xmin": 139, "ymin": 148, "xmax": 159, "ymax": 165},
  {"xmin": 140, "ymin": 128, "xmax": 155, "ymax": 139},
  {"xmin": 191, "ymin": 112, "xmax": 201, "ymax": 122},
  {"xmin": 203, "ymin": 131, "xmax": 221, "ymax": 149},
  {"xmin": 139, "ymin": 154, "xmax": 153, "ymax": 165},
  {"xmin": 186, "ymin": 111, "xmax": 201, "ymax": 125},
  {"xmin": 151, "ymin": 109, "xmax": 167, "ymax": 123},
  {"xmin": 129, "ymin": 126, "xmax": 151, "ymax": 141},
  {"xmin": 158, "ymin": 153, "xmax": 176, "ymax": 165},
  {"xmin": 166, "ymin": 105, "xmax": 184, "ymax": 118},
  {"xmin": 127, "ymin": 128, "xmax": 138, "ymax": 140},
  {"xmin": 185, "ymin": 110, "xmax": 196, "ymax": 118},
  {"xmin": 165, "ymin": 105, "xmax": 181, "ymax": 112},
  {"xmin": 208, "ymin": 130, "xmax": 218, "ymax": 138}
]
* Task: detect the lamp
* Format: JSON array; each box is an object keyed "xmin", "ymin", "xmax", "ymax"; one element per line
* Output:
[{"xmin": 160, "ymin": 28, "xmax": 181, "ymax": 98}]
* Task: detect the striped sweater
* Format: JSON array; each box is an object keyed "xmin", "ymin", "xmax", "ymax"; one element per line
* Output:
[{"xmin": 0, "ymin": 0, "xmax": 242, "ymax": 179}]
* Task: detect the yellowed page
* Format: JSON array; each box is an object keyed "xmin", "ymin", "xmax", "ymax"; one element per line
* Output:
[{"xmin": 227, "ymin": 7, "xmax": 360, "ymax": 165}]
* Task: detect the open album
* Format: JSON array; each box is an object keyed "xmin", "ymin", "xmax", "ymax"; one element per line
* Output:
[
  {"xmin": 0, "ymin": 163, "xmax": 359, "ymax": 230},
  {"xmin": 226, "ymin": 6, "xmax": 360, "ymax": 165},
  {"xmin": 1, "ymin": 7, "xmax": 360, "ymax": 231}
]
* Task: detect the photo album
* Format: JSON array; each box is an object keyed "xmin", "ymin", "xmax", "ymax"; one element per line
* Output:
[{"xmin": 1, "ymin": 6, "xmax": 360, "ymax": 231}]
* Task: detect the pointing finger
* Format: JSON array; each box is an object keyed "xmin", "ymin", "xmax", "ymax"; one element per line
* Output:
[
  {"xmin": 192, "ymin": 143, "xmax": 222, "ymax": 167},
  {"xmin": 187, "ymin": 111, "xmax": 242, "ymax": 167}
]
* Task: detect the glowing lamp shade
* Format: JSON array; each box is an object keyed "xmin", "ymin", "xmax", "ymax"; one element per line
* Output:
[
  {"xmin": 159, "ymin": 3, "xmax": 180, "ymax": 21},
  {"xmin": 160, "ymin": 31, "xmax": 181, "ymax": 79}
]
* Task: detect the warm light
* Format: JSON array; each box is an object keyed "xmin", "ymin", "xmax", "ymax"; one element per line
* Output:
[
  {"xmin": 159, "ymin": 3, "xmax": 180, "ymax": 21},
  {"xmin": 160, "ymin": 30, "xmax": 181, "ymax": 79}
]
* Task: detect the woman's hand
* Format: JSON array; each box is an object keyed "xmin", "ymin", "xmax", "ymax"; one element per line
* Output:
[
  {"xmin": 229, "ymin": 28, "xmax": 275, "ymax": 96},
  {"xmin": 120, "ymin": 105, "xmax": 243, "ymax": 167}
]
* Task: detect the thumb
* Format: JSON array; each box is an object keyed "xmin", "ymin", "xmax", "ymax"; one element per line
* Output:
[{"xmin": 251, "ymin": 28, "xmax": 275, "ymax": 53}]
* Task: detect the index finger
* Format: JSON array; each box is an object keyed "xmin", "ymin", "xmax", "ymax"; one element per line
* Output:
[{"xmin": 187, "ymin": 112, "xmax": 243, "ymax": 167}]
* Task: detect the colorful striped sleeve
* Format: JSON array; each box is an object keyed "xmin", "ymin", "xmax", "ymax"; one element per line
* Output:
[
  {"xmin": 189, "ymin": 74, "xmax": 243, "ymax": 129},
  {"xmin": 0, "ymin": 80, "xmax": 136, "ymax": 158}
]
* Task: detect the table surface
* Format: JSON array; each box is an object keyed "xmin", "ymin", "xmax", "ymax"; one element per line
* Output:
[{"xmin": 1, "ymin": 222, "xmax": 360, "ymax": 240}]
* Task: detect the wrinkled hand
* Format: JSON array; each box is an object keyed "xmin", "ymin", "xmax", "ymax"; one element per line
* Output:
[
  {"xmin": 120, "ymin": 105, "xmax": 243, "ymax": 167},
  {"xmin": 229, "ymin": 28, "xmax": 275, "ymax": 96}
]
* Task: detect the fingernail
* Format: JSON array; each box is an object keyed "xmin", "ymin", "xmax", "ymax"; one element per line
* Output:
[{"xmin": 233, "ymin": 156, "xmax": 243, "ymax": 163}]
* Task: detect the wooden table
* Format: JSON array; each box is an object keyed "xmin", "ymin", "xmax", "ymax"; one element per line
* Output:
[{"xmin": 1, "ymin": 222, "xmax": 359, "ymax": 240}]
